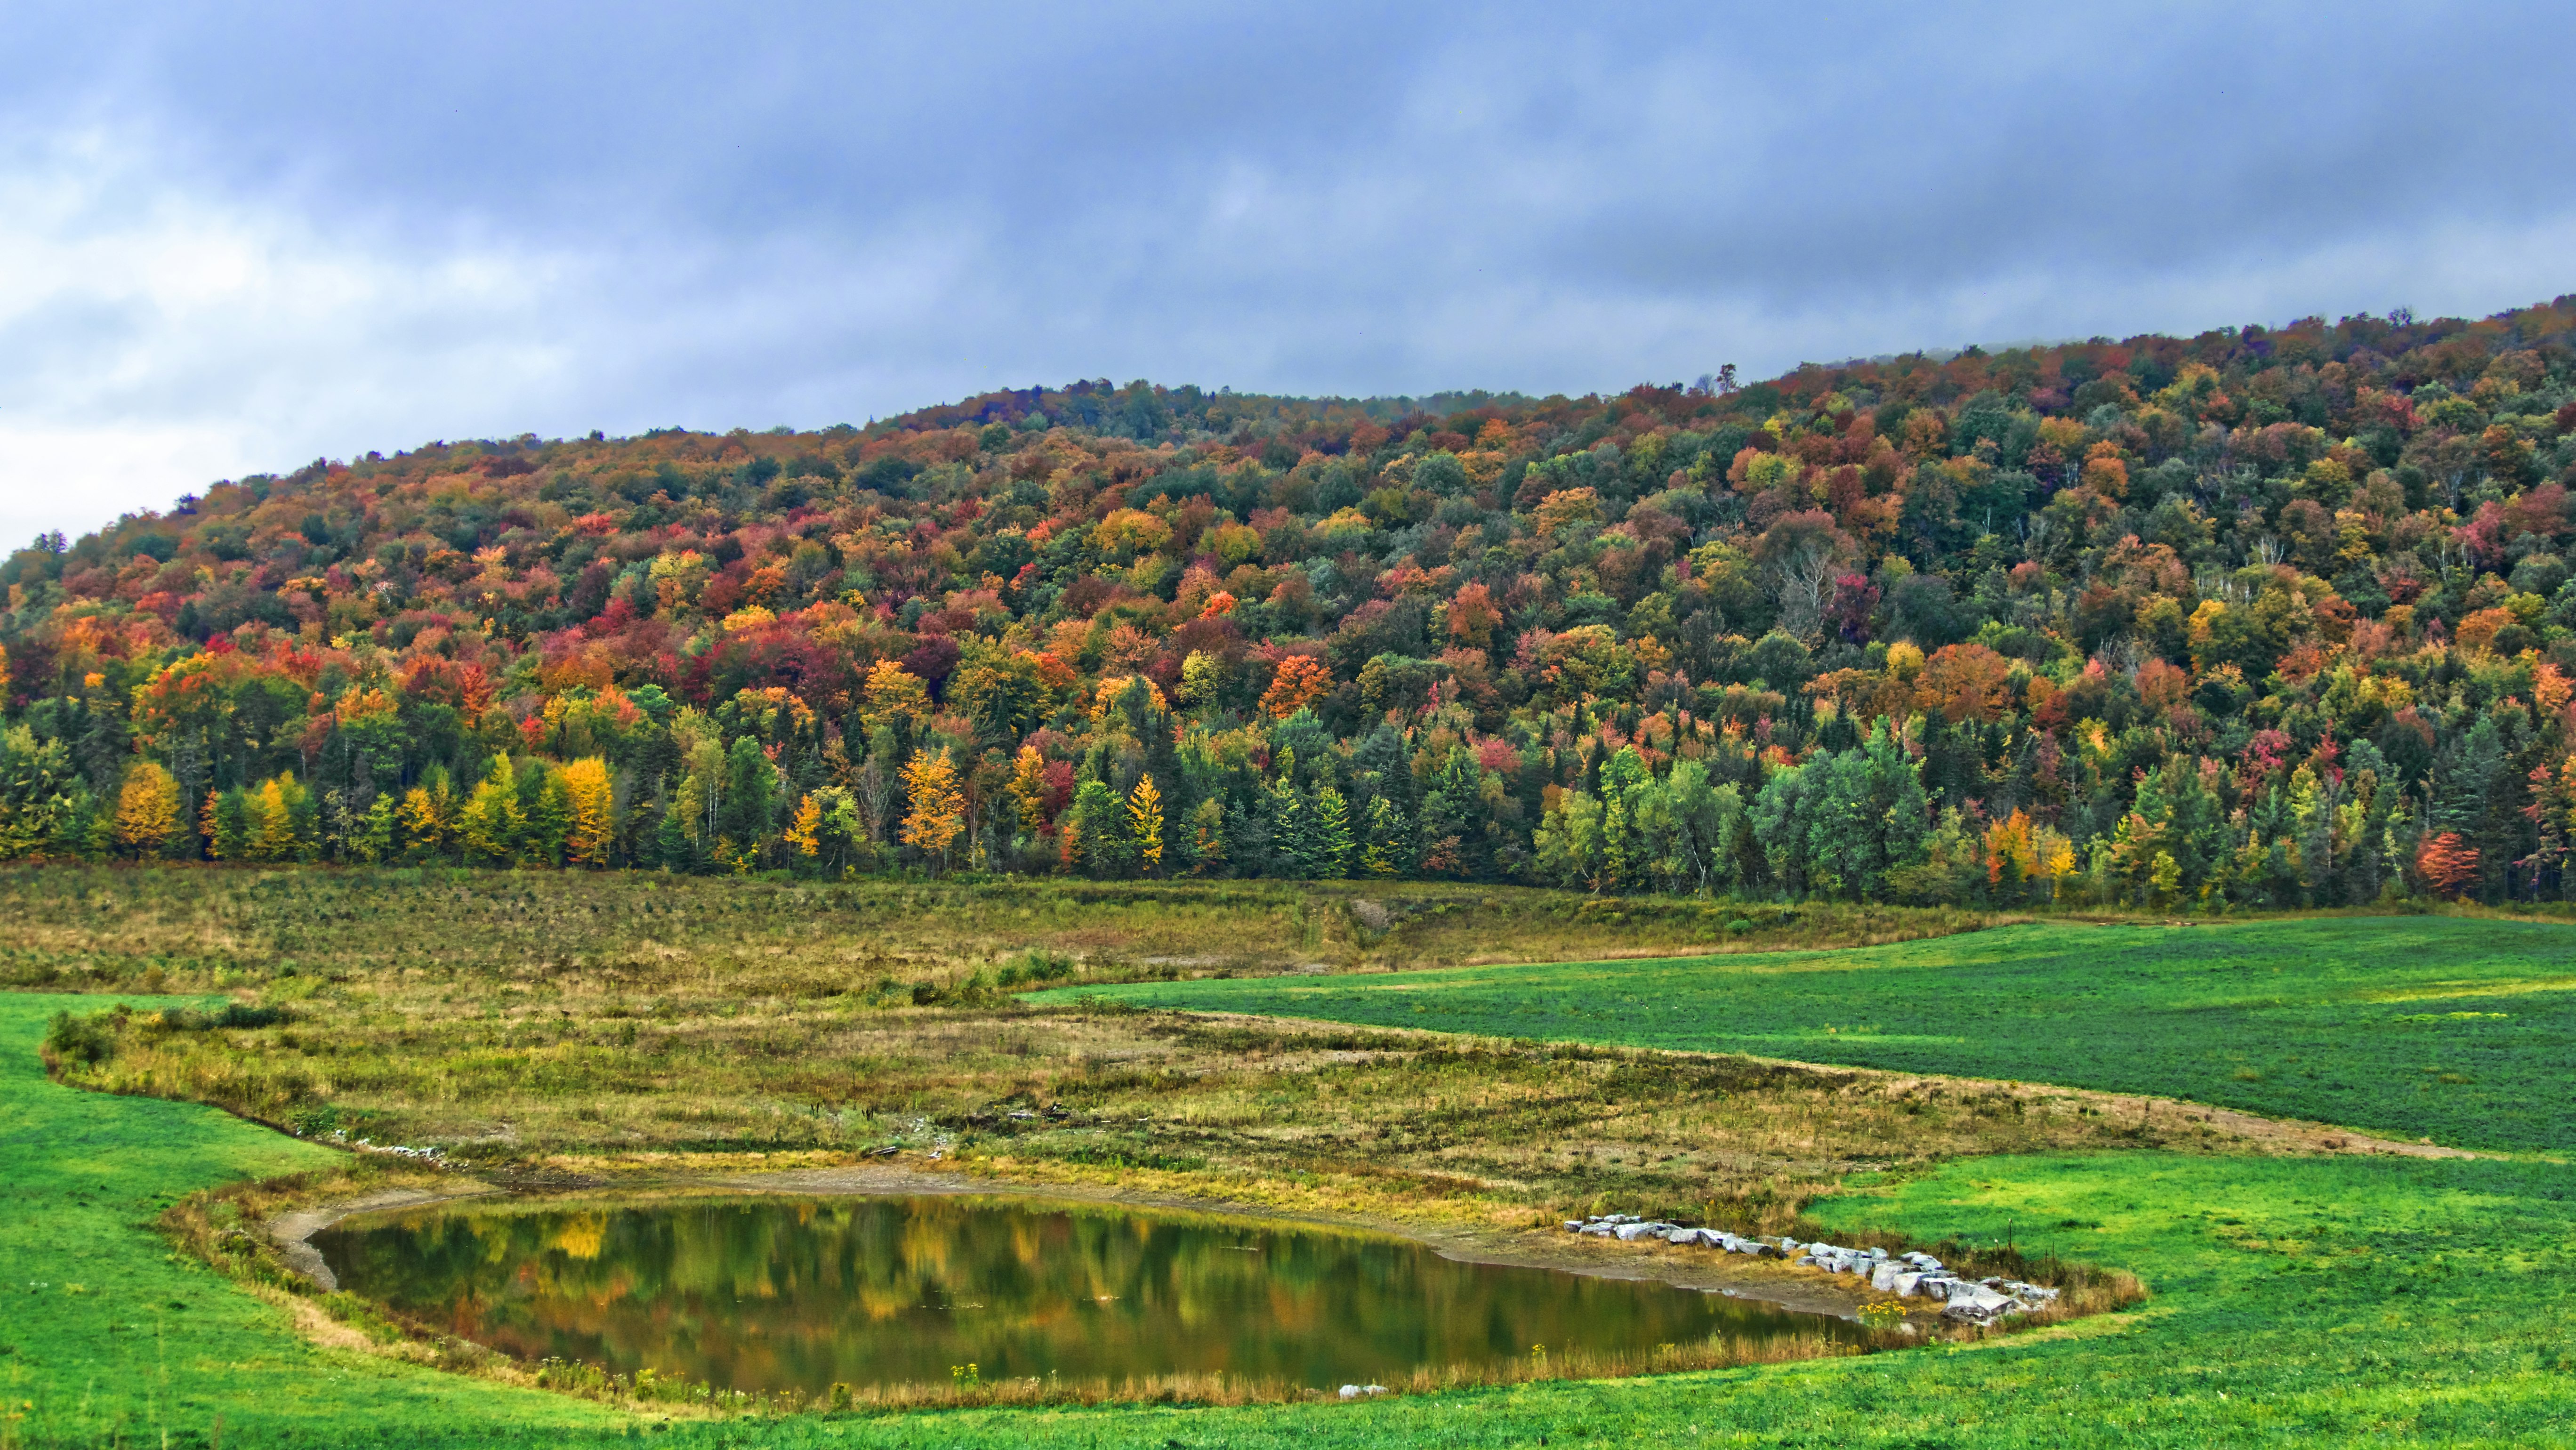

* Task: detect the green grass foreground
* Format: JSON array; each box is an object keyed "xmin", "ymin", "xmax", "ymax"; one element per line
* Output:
[
  {"xmin": 8, "ymin": 912, "xmax": 2576, "ymax": 1445},
  {"xmin": 1048, "ymin": 916, "xmax": 2576, "ymax": 1153}
]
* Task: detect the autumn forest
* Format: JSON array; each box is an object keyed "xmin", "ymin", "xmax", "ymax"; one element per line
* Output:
[{"xmin": 8, "ymin": 298, "xmax": 2576, "ymax": 910}]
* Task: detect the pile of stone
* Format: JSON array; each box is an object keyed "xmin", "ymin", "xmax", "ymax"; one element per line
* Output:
[{"xmin": 1561, "ymin": 1216, "xmax": 2064, "ymax": 1324}]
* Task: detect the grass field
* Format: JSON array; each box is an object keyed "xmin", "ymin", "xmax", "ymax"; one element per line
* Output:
[
  {"xmin": 1045, "ymin": 917, "xmax": 2576, "ymax": 1153},
  {"xmin": 7, "ymin": 873, "xmax": 2576, "ymax": 1445}
]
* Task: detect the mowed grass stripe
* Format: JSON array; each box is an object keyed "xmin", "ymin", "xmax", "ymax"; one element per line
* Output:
[{"xmin": 1041, "ymin": 917, "xmax": 2576, "ymax": 1152}]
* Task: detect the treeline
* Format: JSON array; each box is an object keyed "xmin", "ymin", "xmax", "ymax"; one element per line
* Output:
[{"xmin": 7, "ymin": 299, "xmax": 2576, "ymax": 908}]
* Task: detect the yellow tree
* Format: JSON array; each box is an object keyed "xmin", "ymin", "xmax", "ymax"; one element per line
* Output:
[
  {"xmin": 113, "ymin": 761, "xmax": 181, "ymax": 858},
  {"xmin": 1127, "ymin": 773, "xmax": 1164, "ymax": 874},
  {"xmin": 900, "ymin": 748, "xmax": 965, "ymax": 866},
  {"xmin": 784, "ymin": 792, "xmax": 824, "ymax": 857},
  {"xmin": 459, "ymin": 758, "xmax": 525, "ymax": 864},
  {"xmin": 398, "ymin": 773, "xmax": 456, "ymax": 862},
  {"xmin": 1007, "ymin": 744, "xmax": 1049, "ymax": 833},
  {"xmin": 860, "ymin": 660, "xmax": 932, "ymax": 737},
  {"xmin": 247, "ymin": 776, "xmax": 299, "ymax": 862},
  {"xmin": 561, "ymin": 757, "xmax": 615, "ymax": 866}
]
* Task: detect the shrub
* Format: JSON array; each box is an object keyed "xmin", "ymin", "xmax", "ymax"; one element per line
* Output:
[{"xmin": 41, "ymin": 1009, "xmax": 118, "ymax": 1068}]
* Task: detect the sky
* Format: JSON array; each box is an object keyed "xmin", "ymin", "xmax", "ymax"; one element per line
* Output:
[{"xmin": 4, "ymin": 0, "xmax": 2572, "ymax": 547}]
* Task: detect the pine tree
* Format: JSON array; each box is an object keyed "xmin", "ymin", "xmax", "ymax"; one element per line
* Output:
[
  {"xmin": 1361, "ymin": 795, "xmax": 1407, "ymax": 877},
  {"xmin": 1310, "ymin": 783, "xmax": 1353, "ymax": 878},
  {"xmin": 1187, "ymin": 797, "xmax": 1226, "ymax": 876},
  {"xmin": 1127, "ymin": 773, "xmax": 1165, "ymax": 874},
  {"xmin": 563, "ymin": 757, "xmax": 616, "ymax": 866},
  {"xmin": 2417, "ymin": 831, "xmax": 2479, "ymax": 898},
  {"xmin": 900, "ymin": 748, "xmax": 966, "ymax": 868}
]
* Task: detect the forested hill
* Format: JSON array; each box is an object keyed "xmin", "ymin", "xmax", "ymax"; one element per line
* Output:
[{"xmin": 6, "ymin": 298, "xmax": 2576, "ymax": 907}]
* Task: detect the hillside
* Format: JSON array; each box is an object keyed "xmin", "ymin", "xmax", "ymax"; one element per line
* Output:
[{"xmin": 5, "ymin": 299, "xmax": 2576, "ymax": 907}]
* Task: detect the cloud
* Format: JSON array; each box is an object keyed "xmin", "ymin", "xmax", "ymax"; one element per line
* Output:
[{"xmin": 3, "ymin": 2, "xmax": 2572, "ymax": 545}]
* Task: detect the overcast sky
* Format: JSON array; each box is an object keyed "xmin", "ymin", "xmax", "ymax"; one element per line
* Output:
[{"xmin": 5, "ymin": 1, "xmax": 2572, "ymax": 546}]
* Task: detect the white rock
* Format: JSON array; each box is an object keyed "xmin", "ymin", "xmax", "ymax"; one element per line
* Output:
[{"xmin": 1940, "ymin": 1290, "xmax": 2019, "ymax": 1323}]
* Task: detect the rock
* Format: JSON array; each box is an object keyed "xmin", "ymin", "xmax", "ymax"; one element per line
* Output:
[
  {"xmin": 1666, "ymin": 1228, "xmax": 1699, "ymax": 1244},
  {"xmin": 1338, "ymin": 1384, "xmax": 1388, "ymax": 1399},
  {"xmin": 1615, "ymin": 1223, "xmax": 1660, "ymax": 1241},
  {"xmin": 1893, "ymin": 1272, "xmax": 1924, "ymax": 1297},
  {"xmin": 1870, "ymin": 1262, "xmax": 1904, "ymax": 1292},
  {"xmin": 1564, "ymin": 1222, "xmax": 1585, "ymax": 1232},
  {"xmin": 1940, "ymin": 1290, "xmax": 2019, "ymax": 1323}
]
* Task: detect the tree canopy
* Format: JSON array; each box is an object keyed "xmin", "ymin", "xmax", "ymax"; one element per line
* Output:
[{"xmin": 8, "ymin": 299, "xmax": 2576, "ymax": 908}]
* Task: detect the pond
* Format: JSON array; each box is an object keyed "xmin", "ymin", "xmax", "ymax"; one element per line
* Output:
[{"xmin": 313, "ymin": 1193, "xmax": 1860, "ymax": 1395}]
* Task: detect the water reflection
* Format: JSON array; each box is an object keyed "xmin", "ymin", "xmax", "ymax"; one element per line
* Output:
[{"xmin": 314, "ymin": 1194, "xmax": 1853, "ymax": 1394}]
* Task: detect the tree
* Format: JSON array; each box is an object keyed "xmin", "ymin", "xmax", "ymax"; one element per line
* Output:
[
  {"xmin": 398, "ymin": 768, "xmax": 456, "ymax": 863},
  {"xmin": 1915, "ymin": 644, "xmax": 2015, "ymax": 723},
  {"xmin": 784, "ymin": 791, "xmax": 823, "ymax": 858},
  {"xmin": 1309, "ymin": 784, "xmax": 1354, "ymax": 878},
  {"xmin": 113, "ymin": 761, "xmax": 181, "ymax": 858},
  {"xmin": 1061, "ymin": 778, "xmax": 1118, "ymax": 877},
  {"xmin": 1360, "ymin": 795, "xmax": 1409, "ymax": 877},
  {"xmin": 2416, "ymin": 831, "xmax": 2479, "ymax": 898},
  {"xmin": 1127, "ymin": 773, "xmax": 1165, "ymax": 874},
  {"xmin": 459, "ymin": 758, "xmax": 526, "ymax": 865},
  {"xmin": 1187, "ymin": 797, "xmax": 1226, "ymax": 876},
  {"xmin": 1007, "ymin": 744, "xmax": 1050, "ymax": 834},
  {"xmin": 563, "ymin": 757, "xmax": 615, "ymax": 866},
  {"xmin": 1260, "ymin": 656, "xmax": 1332, "ymax": 719},
  {"xmin": 859, "ymin": 660, "xmax": 932, "ymax": 738},
  {"xmin": 720, "ymin": 736, "xmax": 777, "ymax": 858},
  {"xmin": 900, "ymin": 748, "xmax": 966, "ymax": 867},
  {"xmin": 948, "ymin": 648, "xmax": 1049, "ymax": 745}
]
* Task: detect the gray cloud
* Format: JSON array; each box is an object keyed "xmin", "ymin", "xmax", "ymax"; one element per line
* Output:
[{"xmin": 2, "ymin": 1, "xmax": 2571, "ymax": 544}]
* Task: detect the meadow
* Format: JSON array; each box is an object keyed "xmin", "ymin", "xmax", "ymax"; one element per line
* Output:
[
  {"xmin": 4, "ymin": 868, "xmax": 2574, "ymax": 1446},
  {"xmin": 1052, "ymin": 917, "xmax": 2576, "ymax": 1153}
]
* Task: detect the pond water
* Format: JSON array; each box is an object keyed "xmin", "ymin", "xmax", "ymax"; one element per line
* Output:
[{"xmin": 313, "ymin": 1194, "xmax": 1858, "ymax": 1395}]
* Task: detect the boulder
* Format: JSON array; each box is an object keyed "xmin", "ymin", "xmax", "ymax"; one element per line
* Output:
[
  {"xmin": 1940, "ymin": 1290, "xmax": 2019, "ymax": 1323},
  {"xmin": 1892, "ymin": 1272, "xmax": 1924, "ymax": 1297},
  {"xmin": 1614, "ymin": 1223, "xmax": 1660, "ymax": 1241}
]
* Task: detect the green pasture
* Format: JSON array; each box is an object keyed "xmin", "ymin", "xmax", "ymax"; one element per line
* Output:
[
  {"xmin": 1047, "ymin": 916, "xmax": 2576, "ymax": 1152},
  {"xmin": 8, "ymin": 912, "xmax": 2576, "ymax": 1445}
]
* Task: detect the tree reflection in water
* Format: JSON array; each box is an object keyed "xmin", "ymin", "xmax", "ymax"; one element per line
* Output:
[{"xmin": 315, "ymin": 1195, "xmax": 1852, "ymax": 1394}]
